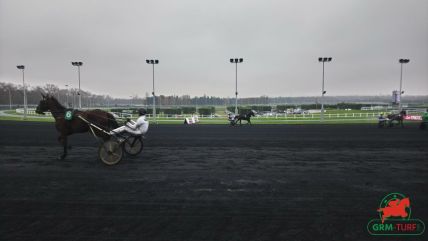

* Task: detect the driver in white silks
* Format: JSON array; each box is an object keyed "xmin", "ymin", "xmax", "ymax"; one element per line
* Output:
[
  {"xmin": 378, "ymin": 112, "xmax": 387, "ymax": 121},
  {"xmin": 228, "ymin": 112, "xmax": 236, "ymax": 125},
  {"xmin": 110, "ymin": 108, "xmax": 149, "ymax": 137}
]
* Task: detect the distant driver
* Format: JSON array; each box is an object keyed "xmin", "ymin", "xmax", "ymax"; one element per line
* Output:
[
  {"xmin": 110, "ymin": 108, "xmax": 149, "ymax": 137},
  {"xmin": 378, "ymin": 112, "xmax": 387, "ymax": 121}
]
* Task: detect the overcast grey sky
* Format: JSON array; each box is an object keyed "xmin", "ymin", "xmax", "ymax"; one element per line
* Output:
[{"xmin": 1, "ymin": 0, "xmax": 427, "ymax": 98}]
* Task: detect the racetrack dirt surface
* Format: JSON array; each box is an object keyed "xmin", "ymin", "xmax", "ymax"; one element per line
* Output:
[{"xmin": 1, "ymin": 121, "xmax": 427, "ymax": 241}]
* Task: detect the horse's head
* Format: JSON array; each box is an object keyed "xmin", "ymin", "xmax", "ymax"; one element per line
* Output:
[
  {"xmin": 35, "ymin": 93, "xmax": 50, "ymax": 115},
  {"xmin": 400, "ymin": 110, "xmax": 407, "ymax": 116},
  {"xmin": 249, "ymin": 110, "xmax": 256, "ymax": 117},
  {"xmin": 400, "ymin": 197, "xmax": 410, "ymax": 208}
]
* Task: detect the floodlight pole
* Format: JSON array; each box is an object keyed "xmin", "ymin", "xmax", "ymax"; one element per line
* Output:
[
  {"xmin": 78, "ymin": 64, "xmax": 81, "ymax": 108},
  {"xmin": 65, "ymin": 85, "xmax": 69, "ymax": 107},
  {"xmin": 153, "ymin": 64, "xmax": 155, "ymax": 117},
  {"xmin": 398, "ymin": 58, "xmax": 410, "ymax": 110},
  {"xmin": 318, "ymin": 57, "xmax": 332, "ymax": 122},
  {"xmin": 71, "ymin": 62, "xmax": 83, "ymax": 109},
  {"xmin": 230, "ymin": 58, "xmax": 243, "ymax": 115},
  {"xmin": 321, "ymin": 61, "xmax": 325, "ymax": 121},
  {"xmin": 16, "ymin": 65, "xmax": 27, "ymax": 120},
  {"xmin": 8, "ymin": 88, "xmax": 12, "ymax": 110},
  {"xmin": 146, "ymin": 59, "xmax": 159, "ymax": 123},
  {"xmin": 399, "ymin": 62, "xmax": 403, "ymax": 110},
  {"xmin": 235, "ymin": 62, "xmax": 238, "ymax": 115}
]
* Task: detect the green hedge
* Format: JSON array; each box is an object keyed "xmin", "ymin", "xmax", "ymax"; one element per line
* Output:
[
  {"xmin": 146, "ymin": 108, "xmax": 161, "ymax": 114},
  {"xmin": 182, "ymin": 107, "xmax": 197, "ymax": 114},
  {"xmin": 226, "ymin": 105, "xmax": 272, "ymax": 112},
  {"xmin": 198, "ymin": 106, "xmax": 215, "ymax": 115},
  {"xmin": 162, "ymin": 108, "xmax": 182, "ymax": 115},
  {"xmin": 250, "ymin": 105, "xmax": 272, "ymax": 112}
]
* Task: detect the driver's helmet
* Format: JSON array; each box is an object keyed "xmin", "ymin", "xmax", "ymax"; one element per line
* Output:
[{"xmin": 138, "ymin": 108, "xmax": 147, "ymax": 116}]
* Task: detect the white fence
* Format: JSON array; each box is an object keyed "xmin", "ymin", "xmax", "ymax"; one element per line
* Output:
[
  {"xmin": 12, "ymin": 109, "xmax": 385, "ymax": 120},
  {"xmin": 15, "ymin": 108, "xmax": 424, "ymax": 120},
  {"xmin": 16, "ymin": 108, "xmax": 52, "ymax": 116},
  {"xmin": 120, "ymin": 112, "xmax": 385, "ymax": 120}
]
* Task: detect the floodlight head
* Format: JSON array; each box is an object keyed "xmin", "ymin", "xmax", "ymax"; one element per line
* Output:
[
  {"xmin": 323, "ymin": 91, "xmax": 327, "ymax": 94},
  {"xmin": 72, "ymin": 61, "xmax": 83, "ymax": 66},
  {"xmin": 399, "ymin": 58, "xmax": 410, "ymax": 64},
  {"xmin": 239, "ymin": 58, "xmax": 243, "ymax": 63},
  {"xmin": 155, "ymin": 60, "xmax": 159, "ymax": 64},
  {"xmin": 146, "ymin": 60, "xmax": 150, "ymax": 64},
  {"xmin": 328, "ymin": 57, "xmax": 332, "ymax": 62},
  {"xmin": 318, "ymin": 57, "xmax": 322, "ymax": 62},
  {"xmin": 150, "ymin": 60, "xmax": 154, "ymax": 64},
  {"xmin": 16, "ymin": 65, "xmax": 25, "ymax": 70},
  {"xmin": 234, "ymin": 58, "xmax": 238, "ymax": 63},
  {"xmin": 230, "ymin": 58, "xmax": 234, "ymax": 63}
]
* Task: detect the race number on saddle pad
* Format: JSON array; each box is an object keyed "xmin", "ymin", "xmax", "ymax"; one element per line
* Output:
[{"xmin": 64, "ymin": 110, "xmax": 74, "ymax": 121}]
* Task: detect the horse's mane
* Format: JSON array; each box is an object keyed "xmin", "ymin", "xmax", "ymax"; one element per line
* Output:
[{"xmin": 46, "ymin": 95, "xmax": 66, "ymax": 111}]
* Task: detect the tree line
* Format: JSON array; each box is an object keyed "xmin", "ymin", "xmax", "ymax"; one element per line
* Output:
[{"xmin": 1, "ymin": 82, "xmax": 427, "ymax": 109}]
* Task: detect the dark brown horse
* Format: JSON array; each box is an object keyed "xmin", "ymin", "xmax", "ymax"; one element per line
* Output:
[
  {"xmin": 234, "ymin": 110, "xmax": 256, "ymax": 126},
  {"xmin": 35, "ymin": 94, "xmax": 119, "ymax": 159},
  {"xmin": 387, "ymin": 110, "xmax": 406, "ymax": 128}
]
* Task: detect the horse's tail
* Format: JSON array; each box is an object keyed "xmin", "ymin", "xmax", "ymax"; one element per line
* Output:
[{"xmin": 107, "ymin": 112, "xmax": 119, "ymax": 130}]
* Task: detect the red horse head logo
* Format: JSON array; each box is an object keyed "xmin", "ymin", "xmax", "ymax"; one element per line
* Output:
[{"xmin": 377, "ymin": 197, "xmax": 410, "ymax": 223}]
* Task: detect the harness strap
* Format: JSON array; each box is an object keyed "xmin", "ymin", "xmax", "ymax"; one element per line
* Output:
[
  {"xmin": 77, "ymin": 115, "xmax": 111, "ymax": 137},
  {"xmin": 88, "ymin": 125, "xmax": 98, "ymax": 141}
]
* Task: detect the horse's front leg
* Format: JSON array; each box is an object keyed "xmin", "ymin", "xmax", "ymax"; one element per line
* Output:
[{"xmin": 58, "ymin": 134, "xmax": 68, "ymax": 160}]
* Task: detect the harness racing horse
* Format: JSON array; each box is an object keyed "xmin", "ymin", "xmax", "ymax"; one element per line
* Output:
[
  {"xmin": 234, "ymin": 110, "xmax": 256, "ymax": 126},
  {"xmin": 387, "ymin": 110, "xmax": 406, "ymax": 128},
  {"xmin": 35, "ymin": 94, "xmax": 119, "ymax": 159}
]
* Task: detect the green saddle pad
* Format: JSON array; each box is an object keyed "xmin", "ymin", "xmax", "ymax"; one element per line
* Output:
[{"xmin": 423, "ymin": 112, "xmax": 428, "ymax": 122}]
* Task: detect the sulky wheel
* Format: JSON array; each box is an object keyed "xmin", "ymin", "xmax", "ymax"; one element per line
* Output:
[
  {"xmin": 98, "ymin": 140, "xmax": 123, "ymax": 165},
  {"xmin": 123, "ymin": 136, "xmax": 144, "ymax": 156}
]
